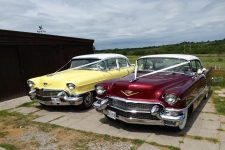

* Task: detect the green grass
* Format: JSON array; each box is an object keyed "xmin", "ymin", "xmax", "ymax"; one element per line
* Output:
[
  {"xmin": 217, "ymin": 128, "xmax": 225, "ymax": 132},
  {"xmin": 0, "ymin": 131, "xmax": 8, "ymax": 138},
  {"xmin": 0, "ymin": 110, "xmax": 22, "ymax": 117},
  {"xmin": 17, "ymin": 101, "xmax": 36, "ymax": 108},
  {"xmin": 147, "ymin": 141, "xmax": 180, "ymax": 150},
  {"xmin": 0, "ymin": 110, "xmax": 37, "ymax": 128},
  {"xmin": 213, "ymin": 95, "xmax": 225, "ymax": 115},
  {"xmin": 0, "ymin": 143, "xmax": 17, "ymax": 150},
  {"xmin": 196, "ymin": 54, "xmax": 225, "ymax": 69},
  {"xmin": 132, "ymin": 139, "xmax": 145, "ymax": 145},
  {"xmin": 186, "ymin": 135, "xmax": 219, "ymax": 143}
]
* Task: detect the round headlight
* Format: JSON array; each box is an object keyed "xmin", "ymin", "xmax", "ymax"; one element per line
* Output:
[
  {"xmin": 27, "ymin": 80, "xmax": 35, "ymax": 88},
  {"xmin": 96, "ymin": 86, "xmax": 106, "ymax": 95},
  {"xmin": 164, "ymin": 94, "xmax": 179, "ymax": 105},
  {"xmin": 67, "ymin": 83, "xmax": 76, "ymax": 91}
]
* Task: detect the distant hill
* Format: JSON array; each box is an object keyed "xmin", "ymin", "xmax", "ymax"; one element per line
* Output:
[{"xmin": 96, "ymin": 39, "xmax": 225, "ymax": 55}]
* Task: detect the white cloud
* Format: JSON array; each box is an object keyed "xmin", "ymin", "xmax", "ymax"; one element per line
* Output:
[{"xmin": 0, "ymin": 0, "xmax": 224, "ymax": 49}]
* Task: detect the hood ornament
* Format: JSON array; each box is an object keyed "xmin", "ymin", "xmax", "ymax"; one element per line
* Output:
[
  {"xmin": 121, "ymin": 90, "xmax": 139, "ymax": 97},
  {"xmin": 43, "ymin": 83, "xmax": 48, "ymax": 86}
]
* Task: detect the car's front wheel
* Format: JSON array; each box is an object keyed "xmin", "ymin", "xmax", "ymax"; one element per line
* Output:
[{"xmin": 79, "ymin": 92, "xmax": 94, "ymax": 109}]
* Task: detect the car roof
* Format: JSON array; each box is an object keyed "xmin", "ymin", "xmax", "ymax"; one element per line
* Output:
[
  {"xmin": 139, "ymin": 54, "xmax": 200, "ymax": 61},
  {"xmin": 72, "ymin": 53, "xmax": 128, "ymax": 60}
]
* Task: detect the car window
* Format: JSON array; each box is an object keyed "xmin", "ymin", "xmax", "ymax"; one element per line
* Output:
[
  {"xmin": 195, "ymin": 60, "xmax": 202, "ymax": 70},
  {"xmin": 118, "ymin": 58, "xmax": 128, "ymax": 68},
  {"xmin": 191, "ymin": 60, "xmax": 197, "ymax": 72},
  {"xmin": 70, "ymin": 59, "xmax": 100, "ymax": 68},
  {"xmin": 105, "ymin": 58, "xmax": 118, "ymax": 70},
  {"xmin": 84, "ymin": 61, "xmax": 107, "ymax": 71},
  {"xmin": 137, "ymin": 57, "xmax": 192, "ymax": 75},
  {"xmin": 137, "ymin": 58, "xmax": 154, "ymax": 70},
  {"xmin": 138, "ymin": 58, "xmax": 186, "ymax": 71}
]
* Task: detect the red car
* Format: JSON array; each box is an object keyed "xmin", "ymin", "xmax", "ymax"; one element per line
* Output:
[{"xmin": 93, "ymin": 54, "xmax": 212, "ymax": 130}]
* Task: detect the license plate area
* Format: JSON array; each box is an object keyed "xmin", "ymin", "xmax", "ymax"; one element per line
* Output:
[
  {"xmin": 107, "ymin": 110, "xmax": 116, "ymax": 120},
  {"xmin": 51, "ymin": 97, "xmax": 61, "ymax": 104}
]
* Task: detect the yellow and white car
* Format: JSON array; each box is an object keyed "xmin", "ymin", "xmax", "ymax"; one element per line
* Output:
[{"xmin": 27, "ymin": 54, "xmax": 134, "ymax": 108}]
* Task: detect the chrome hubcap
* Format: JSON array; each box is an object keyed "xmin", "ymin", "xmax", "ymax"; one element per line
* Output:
[{"xmin": 84, "ymin": 92, "xmax": 93, "ymax": 106}]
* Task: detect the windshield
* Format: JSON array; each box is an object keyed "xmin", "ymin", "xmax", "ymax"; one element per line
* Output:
[
  {"xmin": 137, "ymin": 57, "xmax": 191, "ymax": 75},
  {"xmin": 70, "ymin": 59, "xmax": 106, "ymax": 71}
]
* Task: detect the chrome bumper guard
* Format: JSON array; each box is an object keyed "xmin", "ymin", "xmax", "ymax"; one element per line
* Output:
[
  {"xmin": 93, "ymin": 98, "xmax": 185, "ymax": 127},
  {"xmin": 28, "ymin": 90, "xmax": 83, "ymax": 106}
]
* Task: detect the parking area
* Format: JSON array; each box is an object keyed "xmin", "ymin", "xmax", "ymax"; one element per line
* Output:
[{"xmin": 1, "ymin": 95, "xmax": 225, "ymax": 150}]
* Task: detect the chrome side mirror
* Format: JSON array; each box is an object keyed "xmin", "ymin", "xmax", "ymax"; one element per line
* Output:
[
  {"xmin": 202, "ymin": 68, "xmax": 207, "ymax": 73},
  {"xmin": 197, "ymin": 69, "xmax": 203, "ymax": 75}
]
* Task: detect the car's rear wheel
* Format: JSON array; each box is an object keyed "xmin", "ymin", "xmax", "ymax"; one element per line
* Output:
[{"xmin": 79, "ymin": 92, "xmax": 94, "ymax": 109}]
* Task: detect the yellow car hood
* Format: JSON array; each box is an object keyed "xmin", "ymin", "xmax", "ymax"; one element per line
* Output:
[{"xmin": 31, "ymin": 69, "xmax": 108, "ymax": 90}]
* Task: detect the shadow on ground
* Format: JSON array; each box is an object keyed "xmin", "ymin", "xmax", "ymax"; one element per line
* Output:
[{"xmin": 34, "ymin": 95, "xmax": 210, "ymax": 136}]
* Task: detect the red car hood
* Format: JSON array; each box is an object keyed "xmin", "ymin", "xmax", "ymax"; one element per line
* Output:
[{"xmin": 108, "ymin": 72, "xmax": 190, "ymax": 103}]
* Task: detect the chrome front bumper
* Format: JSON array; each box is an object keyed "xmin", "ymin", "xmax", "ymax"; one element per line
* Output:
[
  {"xmin": 28, "ymin": 89, "xmax": 83, "ymax": 106},
  {"xmin": 93, "ymin": 98, "xmax": 185, "ymax": 127}
]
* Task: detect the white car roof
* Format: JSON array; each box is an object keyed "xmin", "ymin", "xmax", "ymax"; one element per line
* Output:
[
  {"xmin": 139, "ymin": 54, "xmax": 200, "ymax": 61},
  {"xmin": 72, "ymin": 53, "xmax": 128, "ymax": 60}
]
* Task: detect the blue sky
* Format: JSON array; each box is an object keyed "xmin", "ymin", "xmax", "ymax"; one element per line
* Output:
[{"xmin": 0, "ymin": 0, "xmax": 225, "ymax": 50}]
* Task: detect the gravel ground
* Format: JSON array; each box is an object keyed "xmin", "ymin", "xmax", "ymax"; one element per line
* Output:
[
  {"xmin": 88, "ymin": 141, "xmax": 133, "ymax": 150},
  {"xmin": 6, "ymin": 129, "xmax": 58, "ymax": 150}
]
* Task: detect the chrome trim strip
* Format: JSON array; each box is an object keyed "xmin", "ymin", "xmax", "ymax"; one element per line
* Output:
[
  {"xmin": 116, "ymin": 115, "xmax": 164, "ymax": 125},
  {"xmin": 109, "ymin": 96, "xmax": 164, "ymax": 106}
]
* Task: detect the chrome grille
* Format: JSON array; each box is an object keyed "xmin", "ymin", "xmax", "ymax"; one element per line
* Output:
[
  {"xmin": 108, "ymin": 107, "xmax": 160, "ymax": 120},
  {"xmin": 109, "ymin": 98, "xmax": 156, "ymax": 111},
  {"xmin": 36, "ymin": 89, "xmax": 62, "ymax": 97}
]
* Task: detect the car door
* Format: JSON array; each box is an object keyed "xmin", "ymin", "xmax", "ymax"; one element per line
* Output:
[{"xmin": 190, "ymin": 60, "xmax": 207, "ymax": 109}]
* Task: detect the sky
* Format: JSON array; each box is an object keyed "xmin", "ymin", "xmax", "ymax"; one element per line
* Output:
[{"xmin": 0, "ymin": 0, "xmax": 225, "ymax": 50}]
